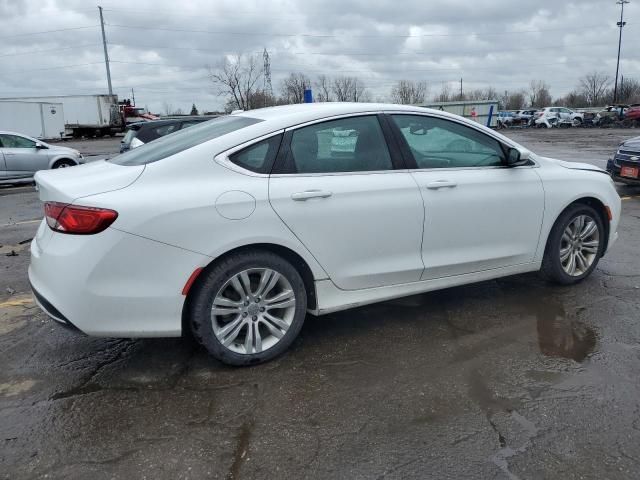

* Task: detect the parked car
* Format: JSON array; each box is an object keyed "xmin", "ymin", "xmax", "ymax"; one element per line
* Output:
[
  {"xmin": 625, "ymin": 104, "xmax": 640, "ymax": 124},
  {"xmin": 595, "ymin": 105, "xmax": 628, "ymax": 126},
  {"xmin": 120, "ymin": 116, "xmax": 217, "ymax": 152},
  {"xmin": 606, "ymin": 135, "xmax": 640, "ymax": 185},
  {"xmin": 514, "ymin": 109, "xmax": 537, "ymax": 123},
  {"xmin": 534, "ymin": 107, "xmax": 584, "ymax": 128},
  {"xmin": 496, "ymin": 111, "xmax": 516, "ymax": 129},
  {"xmin": 30, "ymin": 103, "xmax": 620, "ymax": 365},
  {"xmin": 0, "ymin": 131, "xmax": 84, "ymax": 184}
]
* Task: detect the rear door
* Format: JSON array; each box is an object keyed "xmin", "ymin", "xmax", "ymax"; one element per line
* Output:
[
  {"xmin": 269, "ymin": 114, "xmax": 425, "ymax": 290},
  {"xmin": 0, "ymin": 134, "xmax": 48, "ymax": 179},
  {"xmin": 388, "ymin": 113, "xmax": 545, "ymax": 280}
]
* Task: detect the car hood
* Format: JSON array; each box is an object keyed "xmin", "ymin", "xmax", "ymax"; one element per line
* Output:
[
  {"xmin": 541, "ymin": 157, "xmax": 607, "ymax": 174},
  {"xmin": 47, "ymin": 145, "xmax": 79, "ymax": 156},
  {"xmin": 34, "ymin": 160, "xmax": 145, "ymax": 203},
  {"xmin": 620, "ymin": 136, "xmax": 640, "ymax": 151}
]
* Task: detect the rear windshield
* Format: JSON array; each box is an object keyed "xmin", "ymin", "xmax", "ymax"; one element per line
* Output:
[{"xmin": 110, "ymin": 116, "xmax": 262, "ymax": 166}]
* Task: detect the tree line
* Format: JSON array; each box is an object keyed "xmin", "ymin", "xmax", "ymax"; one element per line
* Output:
[{"xmin": 209, "ymin": 54, "xmax": 640, "ymax": 112}]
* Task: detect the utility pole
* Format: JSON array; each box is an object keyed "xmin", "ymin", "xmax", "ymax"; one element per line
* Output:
[
  {"xmin": 460, "ymin": 78, "xmax": 463, "ymax": 100},
  {"xmin": 613, "ymin": 0, "xmax": 629, "ymax": 103},
  {"xmin": 98, "ymin": 6, "xmax": 113, "ymax": 96}
]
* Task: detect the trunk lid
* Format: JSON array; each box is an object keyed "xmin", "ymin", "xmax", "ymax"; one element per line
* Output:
[{"xmin": 34, "ymin": 160, "xmax": 144, "ymax": 203}]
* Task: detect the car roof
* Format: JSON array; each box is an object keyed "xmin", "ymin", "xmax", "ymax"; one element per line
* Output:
[{"xmin": 234, "ymin": 102, "xmax": 466, "ymax": 129}]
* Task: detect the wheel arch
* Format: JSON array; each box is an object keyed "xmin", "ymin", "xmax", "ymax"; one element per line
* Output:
[
  {"xmin": 181, "ymin": 242, "xmax": 318, "ymax": 336},
  {"xmin": 544, "ymin": 196, "xmax": 610, "ymax": 257},
  {"xmin": 50, "ymin": 157, "xmax": 78, "ymax": 169}
]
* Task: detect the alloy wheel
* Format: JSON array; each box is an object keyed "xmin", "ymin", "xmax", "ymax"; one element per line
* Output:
[
  {"xmin": 211, "ymin": 268, "xmax": 296, "ymax": 355},
  {"xmin": 559, "ymin": 214, "xmax": 600, "ymax": 277}
]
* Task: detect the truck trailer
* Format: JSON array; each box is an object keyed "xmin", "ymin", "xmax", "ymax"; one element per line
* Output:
[
  {"xmin": 0, "ymin": 101, "xmax": 66, "ymax": 139},
  {"xmin": 0, "ymin": 94, "xmax": 123, "ymax": 137}
]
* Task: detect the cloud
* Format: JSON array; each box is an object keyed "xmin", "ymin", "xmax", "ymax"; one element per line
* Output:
[{"xmin": 0, "ymin": 0, "xmax": 638, "ymax": 112}]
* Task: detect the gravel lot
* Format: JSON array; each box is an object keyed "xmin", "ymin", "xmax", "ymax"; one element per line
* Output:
[{"xmin": 1, "ymin": 128, "xmax": 640, "ymax": 479}]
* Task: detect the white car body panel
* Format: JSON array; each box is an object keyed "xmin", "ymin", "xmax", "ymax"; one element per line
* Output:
[
  {"xmin": 28, "ymin": 103, "xmax": 621, "ymax": 338},
  {"xmin": 410, "ymin": 166, "xmax": 544, "ymax": 279},
  {"xmin": 270, "ymin": 170, "xmax": 424, "ymax": 290}
]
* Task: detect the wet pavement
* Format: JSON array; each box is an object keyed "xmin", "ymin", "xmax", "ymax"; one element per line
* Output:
[{"xmin": 1, "ymin": 130, "xmax": 640, "ymax": 479}]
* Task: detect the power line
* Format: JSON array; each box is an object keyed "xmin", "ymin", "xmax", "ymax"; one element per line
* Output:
[
  {"xmin": 2, "ymin": 61, "xmax": 105, "ymax": 73},
  {"xmin": 0, "ymin": 25, "xmax": 98, "ymax": 40},
  {"xmin": 105, "ymin": 22, "xmax": 604, "ymax": 39},
  {"xmin": 0, "ymin": 44, "xmax": 101, "ymax": 59}
]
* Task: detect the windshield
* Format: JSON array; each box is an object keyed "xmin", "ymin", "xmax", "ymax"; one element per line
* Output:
[{"xmin": 110, "ymin": 116, "xmax": 262, "ymax": 166}]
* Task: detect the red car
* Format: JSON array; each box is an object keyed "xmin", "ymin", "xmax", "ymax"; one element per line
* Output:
[{"xmin": 626, "ymin": 104, "xmax": 640, "ymax": 122}]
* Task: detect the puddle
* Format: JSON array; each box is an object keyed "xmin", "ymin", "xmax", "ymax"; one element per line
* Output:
[{"xmin": 533, "ymin": 298, "xmax": 597, "ymax": 362}]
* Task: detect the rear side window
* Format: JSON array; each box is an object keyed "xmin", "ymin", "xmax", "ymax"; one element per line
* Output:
[
  {"xmin": 110, "ymin": 116, "xmax": 262, "ymax": 166},
  {"xmin": 229, "ymin": 134, "xmax": 282, "ymax": 174}
]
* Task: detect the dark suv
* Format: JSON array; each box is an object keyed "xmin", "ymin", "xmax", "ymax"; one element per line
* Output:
[{"xmin": 120, "ymin": 116, "xmax": 218, "ymax": 153}]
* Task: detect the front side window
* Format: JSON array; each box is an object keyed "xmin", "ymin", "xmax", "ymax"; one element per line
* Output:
[
  {"xmin": 284, "ymin": 116, "xmax": 393, "ymax": 174},
  {"xmin": 391, "ymin": 115, "xmax": 505, "ymax": 169},
  {"xmin": 0, "ymin": 134, "xmax": 35, "ymax": 148},
  {"xmin": 229, "ymin": 134, "xmax": 282, "ymax": 174},
  {"xmin": 110, "ymin": 116, "xmax": 262, "ymax": 166}
]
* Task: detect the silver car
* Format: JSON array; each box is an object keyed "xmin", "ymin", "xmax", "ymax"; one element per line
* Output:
[{"xmin": 0, "ymin": 131, "xmax": 84, "ymax": 184}]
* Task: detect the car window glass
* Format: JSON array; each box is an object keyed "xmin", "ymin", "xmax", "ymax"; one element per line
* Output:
[
  {"xmin": 180, "ymin": 121, "xmax": 202, "ymax": 128},
  {"xmin": 110, "ymin": 116, "xmax": 262, "ymax": 166},
  {"xmin": 0, "ymin": 134, "xmax": 35, "ymax": 148},
  {"xmin": 229, "ymin": 134, "xmax": 282, "ymax": 174},
  {"xmin": 154, "ymin": 123, "xmax": 180, "ymax": 136},
  {"xmin": 286, "ymin": 116, "xmax": 392, "ymax": 174},
  {"xmin": 391, "ymin": 115, "xmax": 505, "ymax": 169}
]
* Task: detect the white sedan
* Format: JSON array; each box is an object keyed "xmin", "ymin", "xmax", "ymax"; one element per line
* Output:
[{"xmin": 29, "ymin": 103, "xmax": 621, "ymax": 365}]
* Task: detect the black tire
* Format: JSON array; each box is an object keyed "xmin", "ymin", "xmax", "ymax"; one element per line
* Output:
[
  {"xmin": 540, "ymin": 203, "xmax": 605, "ymax": 285},
  {"xmin": 189, "ymin": 250, "xmax": 307, "ymax": 366},
  {"xmin": 52, "ymin": 159, "xmax": 76, "ymax": 169}
]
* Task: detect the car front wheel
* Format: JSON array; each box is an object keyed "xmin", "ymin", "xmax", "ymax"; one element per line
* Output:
[
  {"xmin": 189, "ymin": 250, "xmax": 307, "ymax": 366},
  {"xmin": 541, "ymin": 203, "xmax": 604, "ymax": 284}
]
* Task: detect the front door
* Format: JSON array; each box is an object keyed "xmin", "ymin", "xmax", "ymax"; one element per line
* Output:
[
  {"xmin": 389, "ymin": 113, "xmax": 545, "ymax": 280},
  {"xmin": 0, "ymin": 134, "xmax": 49, "ymax": 179},
  {"xmin": 269, "ymin": 114, "xmax": 425, "ymax": 290}
]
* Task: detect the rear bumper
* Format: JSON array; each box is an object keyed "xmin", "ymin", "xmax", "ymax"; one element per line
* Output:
[
  {"xmin": 30, "ymin": 281, "xmax": 83, "ymax": 334},
  {"xmin": 29, "ymin": 220, "xmax": 208, "ymax": 337}
]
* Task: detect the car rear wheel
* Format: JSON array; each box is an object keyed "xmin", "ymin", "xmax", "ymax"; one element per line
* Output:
[
  {"xmin": 52, "ymin": 159, "xmax": 75, "ymax": 169},
  {"xmin": 540, "ymin": 203, "xmax": 604, "ymax": 285},
  {"xmin": 189, "ymin": 250, "xmax": 307, "ymax": 366}
]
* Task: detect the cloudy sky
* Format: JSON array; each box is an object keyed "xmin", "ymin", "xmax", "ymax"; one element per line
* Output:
[{"xmin": 1, "ymin": 0, "xmax": 639, "ymax": 113}]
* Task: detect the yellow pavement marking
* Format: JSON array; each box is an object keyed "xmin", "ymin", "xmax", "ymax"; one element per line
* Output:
[{"xmin": 0, "ymin": 296, "xmax": 33, "ymax": 308}]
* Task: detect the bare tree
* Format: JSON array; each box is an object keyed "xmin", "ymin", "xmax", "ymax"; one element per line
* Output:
[
  {"xmin": 315, "ymin": 74, "xmax": 332, "ymax": 102},
  {"xmin": 528, "ymin": 80, "xmax": 552, "ymax": 108},
  {"xmin": 332, "ymin": 76, "xmax": 367, "ymax": 102},
  {"xmin": 162, "ymin": 102, "xmax": 174, "ymax": 116},
  {"xmin": 390, "ymin": 80, "xmax": 428, "ymax": 104},
  {"xmin": 281, "ymin": 72, "xmax": 311, "ymax": 104},
  {"xmin": 579, "ymin": 71, "xmax": 610, "ymax": 107},
  {"xmin": 434, "ymin": 83, "xmax": 452, "ymax": 103},
  {"xmin": 499, "ymin": 90, "xmax": 526, "ymax": 110},
  {"xmin": 208, "ymin": 53, "xmax": 263, "ymax": 111},
  {"xmin": 616, "ymin": 77, "xmax": 640, "ymax": 104}
]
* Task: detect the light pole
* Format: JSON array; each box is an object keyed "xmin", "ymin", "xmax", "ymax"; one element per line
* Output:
[{"xmin": 613, "ymin": 0, "xmax": 630, "ymax": 103}]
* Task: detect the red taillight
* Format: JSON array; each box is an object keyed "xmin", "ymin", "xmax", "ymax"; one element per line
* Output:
[{"xmin": 44, "ymin": 202, "xmax": 118, "ymax": 235}]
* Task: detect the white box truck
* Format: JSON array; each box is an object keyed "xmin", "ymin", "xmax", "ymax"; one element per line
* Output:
[
  {"xmin": 0, "ymin": 101, "xmax": 66, "ymax": 139},
  {"xmin": 0, "ymin": 94, "xmax": 123, "ymax": 137}
]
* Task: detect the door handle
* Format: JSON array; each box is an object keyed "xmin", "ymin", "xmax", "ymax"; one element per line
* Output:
[
  {"xmin": 426, "ymin": 180, "xmax": 457, "ymax": 189},
  {"xmin": 291, "ymin": 190, "xmax": 333, "ymax": 201}
]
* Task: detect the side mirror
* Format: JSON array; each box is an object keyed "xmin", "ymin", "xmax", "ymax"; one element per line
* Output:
[
  {"xmin": 506, "ymin": 147, "xmax": 531, "ymax": 167},
  {"xmin": 35, "ymin": 142, "xmax": 48, "ymax": 149},
  {"xmin": 409, "ymin": 124, "xmax": 428, "ymax": 135}
]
